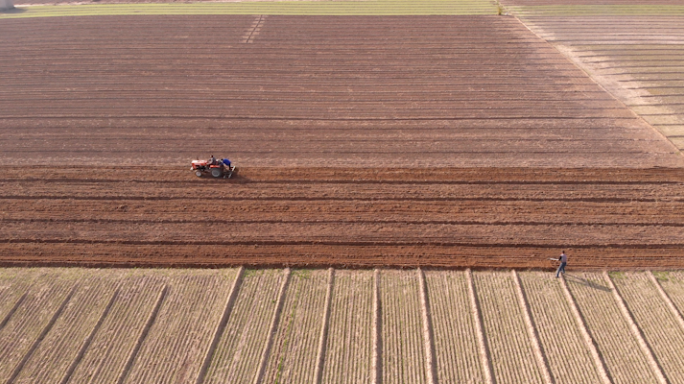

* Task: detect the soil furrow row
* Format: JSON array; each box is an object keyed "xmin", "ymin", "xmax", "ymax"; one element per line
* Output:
[{"xmin": 605, "ymin": 273, "xmax": 670, "ymax": 384}]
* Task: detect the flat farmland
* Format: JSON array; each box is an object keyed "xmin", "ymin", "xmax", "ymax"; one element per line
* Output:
[
  {"xmin": 508, "ymin": 15, "xmax": 684, "ymax": 151},
  {"xmin": 4, "ymin": 0, "xmax": 497, "ymax": 16},
  {"xmin": 2, "ymin": 15, "xmax": 684, "ymax": 268},
  {"xmin": 0, "ymin": 15, "xmax": 680, "ymax": 168},
  {"xmin": 3, "ymin": 267, "xmax": 684, "ymax": 383},
  {"xmin": 3, "ymin": 167, "xmax": 684, "ymax": 269}
]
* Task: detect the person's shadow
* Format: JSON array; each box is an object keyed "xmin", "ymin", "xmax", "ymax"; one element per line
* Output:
[{"xmin": 565, "ymin": 274, "xmax": 612, "ymax": 292}]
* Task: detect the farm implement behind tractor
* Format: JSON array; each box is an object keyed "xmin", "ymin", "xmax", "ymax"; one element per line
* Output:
[{"xmin": 191, "ymin": 158, "xmax": 236, "ymax": 178}]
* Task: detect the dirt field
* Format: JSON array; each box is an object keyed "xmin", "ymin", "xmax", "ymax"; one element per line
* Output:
[
  {"xmin": 514, "ymin": 16, "xmax": 684, "ymax": 152},
  {"xmin": 2, "ymin": 167, "xmax": 684, "ymax": 269},
  {"xmin": 1, "ymin": 15, "xmax": 680, "ymax": 168},
  {"xmin": 1, "ymin": 15, "xmax": 684, "ymax": 269}
]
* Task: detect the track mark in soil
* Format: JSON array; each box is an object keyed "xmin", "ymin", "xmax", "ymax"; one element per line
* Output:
[
  {"xmin": 60, "ymin": 289, "xmax": 119, "ymax": 384},
  {"xmin": 418, "ymin": 268, "xmax": 437, "ymax": 384},
  {"xmin": 559, "ymin": 276, "xmax": 612, "ymax": 384},
  {"xmin": 604, "ymin": 272, "xmax": 669, "ymax": 384},
  {"xmin": 647, "ymin": 271, "xmax": 684, "ymax": 335},
  {"xmin": 242, "ymin": 15, "xmax": 265, "ymax": 44},
  {"xmin": 6, "ymin": 285, "xmax": 76, "ymax": 384},
  {"xmin": 0, "ymin": 292, "xmax": 26, "ymax": 332},
  {"xmin": 116, "ymin": 284, "xmax": 167, "ymax": 384},
  {"xmin": 252, "ymin": 268, "xmax": 290, "ymax": 384},
  {"xmin": 371, "ymin": 268, "xmax": 381, "ymax": 384},
  {"xmin": 196, "ymin": 267, "xmax": 244, "ymax": 384},
  {"xmin": 466, "ymin": 269, "xmax": 493, "ymax": 384},
  {"xmin": 512, "ymin": 270, "xmax": 554, "ymax": 384},
  {"xmin": 313, "ymin": 268, "xmax": 334, "ymax": 384}
]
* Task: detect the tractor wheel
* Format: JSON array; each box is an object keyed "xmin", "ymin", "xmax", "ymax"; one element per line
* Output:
[
  {"xmin": 211, "ymin": 169, "xmax": 223, "ymax": 178},
  {"xmin": 195, "ymin": 171, "xmax": 203, "ymax": 177}
]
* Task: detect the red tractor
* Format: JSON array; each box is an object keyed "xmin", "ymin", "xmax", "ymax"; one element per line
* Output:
[{"xmin": 191, "ymin": 157, "xmax": 236, "ymax": 178}]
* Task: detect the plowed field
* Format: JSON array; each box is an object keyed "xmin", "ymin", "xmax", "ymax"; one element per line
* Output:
[
  {"xmin": 2, "ymin": 167, "xmax": 684, "ymax": 269},
  {"xmin": 2, "ymin": 15, "xmax": 684, "ymax": 269},
  {"xmin": 1, "ymin": 16, "xmax": 680, "ymax": 168}
]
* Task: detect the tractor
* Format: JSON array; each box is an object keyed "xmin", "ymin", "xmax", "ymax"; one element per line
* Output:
[{"xmin": 191, "ymin": 157, "xmax": 236, "ymax": 178}]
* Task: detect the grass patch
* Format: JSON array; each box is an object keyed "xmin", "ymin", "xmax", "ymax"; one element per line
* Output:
[
  {"xmin": 653, "ymin": 271, "xmax": 670, "ymax": 283},
  {"xmin": 608, "ymin": 271, "xmax": 625, "ymax": 279},
  {"xmin": 510, "ymin": 5, "xmax": 684, "ymax": 17},
  {"xmin": 0, "ymin": 0, "xmax": 498, "ymax": 19}
]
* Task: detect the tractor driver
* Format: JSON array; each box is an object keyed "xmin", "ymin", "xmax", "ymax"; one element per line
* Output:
[{"xmin": 208, "ymin": 155, "xmax": 216, "ymax": 165}]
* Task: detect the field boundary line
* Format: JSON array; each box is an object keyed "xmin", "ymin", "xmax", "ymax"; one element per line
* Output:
[
  {"xmin": 60, "ymin": 288, "xmax": 119, "ymax": 384},
  {"xmin": 252, "ymin": 268, "xmax": 291, "ymax": 384},
  {"xmin": 242, "ymin": 15, "xmax": 266, "ymax": 44},
  {"xmin": 313, "ymin": 268, "xmax": 334, "ymax": 384},
  {"xmin": 0, "ymin": 292, "xmax": 26, "ymax": 331},
  {"xmin": 647, "ymin": 271, "xmax": 684, "ymax": 333},
  {"xmin": 7, "ymin": 285, "xmax": 77, "ymax": 384},
  {"xmin": 512, "ymin": 270, "xmax": 553, "ymax": 384},
  {"xmin": 116, "ymin": 284, "xmax": 168, "ymax": 384},
  {"xmin": 559, "ymin": 275, "xmax": 612, "ymax": 384},
  {"xmin": 195, "ymin": 267, "xmax": 244, "ymax": 384},
  {"xmin": 371, "ymin": 268, "xmax": 381, "ymax": 384},
  {"xmin": 466, "ymin": 269, "xmax": 494, "ymax": 384},
  {"xmin": 417, "ymin": 268, "xmax": 437, "ymax": 384},
  {"xmin": 604, "ymin": 271, "xmax": 669, "ymax": 384}
]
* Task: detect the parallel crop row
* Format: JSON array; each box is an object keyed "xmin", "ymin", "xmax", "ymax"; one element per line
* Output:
[
  {"xmin": 262, "ymin": 269, "xmax": 328, "ymax": 383},
  {"xmin": 473, "ymin": 271, "xmax": 544, "ymax": 384},
  {"xmin": 0, "ymin": 269, "xmax": 76, "ymax": 382},
  {"xmin": 13, "ymin": 275, "xmax": 115, "ymax": 384},
  {"xmin": 66, "ymin": 271, "xmax": 167, "ymax": 384},
  {"xmin": 122, "ymin": 269, "xmax": 239, "ymax": 384},
  {"xmin": 565, "ymin": 272, "xmax": 658, "ymax": 383},
  {"xmin": 658, "ymin": 271, "xmax": 684, "ymax": 315},
  {"xmin": 6, "ymin": 267, "xmax": 684, "ymax": 384},
  {"xmin": 519, "ymin": 272, "xmax": 604, "ymax": 384},
  {"xmin": 611, "ymin": 272, "xmax": 684, "ymax": 383},
  {"xmin": 380, "ymin": 270, "xmax": 427, "ymax": 384},
  {"xmin": 424, "ymin": 270, "xmax": 483, "ymax": 383},
  {"xmin": 0, "ymin": 269, "xmax": 34, "ymax": 326},
  {"xmin": 205, "ymin": 269, "xmax": 289, "ymax": 384},
  {"xmin": 321, "ymin": 270, "xmax": 374, "ymax": 384}
]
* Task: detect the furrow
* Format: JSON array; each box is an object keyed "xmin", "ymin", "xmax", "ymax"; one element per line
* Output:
[
  {"xmin": 558, "ymin": 274, "xmax": 612, "ymax": 384},
  {"xmin": 196, "ymin": 267, "xmax": 244, "ymax": 384},
  {"xmin": 417, "ymin": 268, "xmax": 437, "ymax": 384},
  {"xmin": 313, "ymin": 268, "xmax": 334, "ymax": 384},
  {"xmin": 6, "ymin": 285, "xmax": 77, "ymax": 384},
  {"xmin": 473, "ymin": 270, "xmax": 544, "ymax": 384},
  {"xmin": 116, "ymin": 284, "xmax": 168, "ymax": 384},
  {"xmin": 426, "ymin": 270, "xmax": 483, "ymax": 383},
  {"xmin": 262, "ymin": 269, "xmax": 328, "ymax": 383},
  {"xmin": 252, "ymin": 268, "xmax": 291, "ymax": 384},
  {"xmin": 606, "ymin": 272, "xmax": 672, "ymax": 384},
  {"xmin": 59, "ymin": 288, "xmax": 120, "ymax": 384},
  {"xmin": 565, "ymin": 272, "xmax": 658, "ymax": 383},
  {"xmin": 466, "ymin": 268, "xmax": 493, "ymax": 384},
  {"xmin": 511, "ymin": 270, "xmax": 553, "ymax": 384}
]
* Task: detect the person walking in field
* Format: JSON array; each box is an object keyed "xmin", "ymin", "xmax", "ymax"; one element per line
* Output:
[{"xmin": 556, "ymin": 250, "xmax": 567, "ymax": 278}]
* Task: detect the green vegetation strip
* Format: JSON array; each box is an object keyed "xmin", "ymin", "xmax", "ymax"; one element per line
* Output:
[
  {"xmin": 0, "ymin": 0, "xmax": 498, "ymax": 18},
  {"xmin": 508, "ymin": 5, "xmax": 684, "ymax": 17}
]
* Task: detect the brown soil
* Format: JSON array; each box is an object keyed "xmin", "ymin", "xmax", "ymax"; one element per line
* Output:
[
  {"xmin": 1, "ymin": 16, "xmax": 681, "ymax": 168},
  {"xmin": 2, "ymin": 167, "xmax": 684, "ymax": 270},
  {"xmin": 1, "ymin": 16, "xmax": 683, "ymax": 270}
]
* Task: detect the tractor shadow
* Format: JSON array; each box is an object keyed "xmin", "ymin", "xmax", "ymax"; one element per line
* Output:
[{"xmin": 565, "ymin": 275, "xmax": 612, "ymax": 292}]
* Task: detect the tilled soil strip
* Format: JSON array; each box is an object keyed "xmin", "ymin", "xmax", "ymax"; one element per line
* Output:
[{"xmin": 2, "ymin": 167, "xmax": 684, "ymax": 269}]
